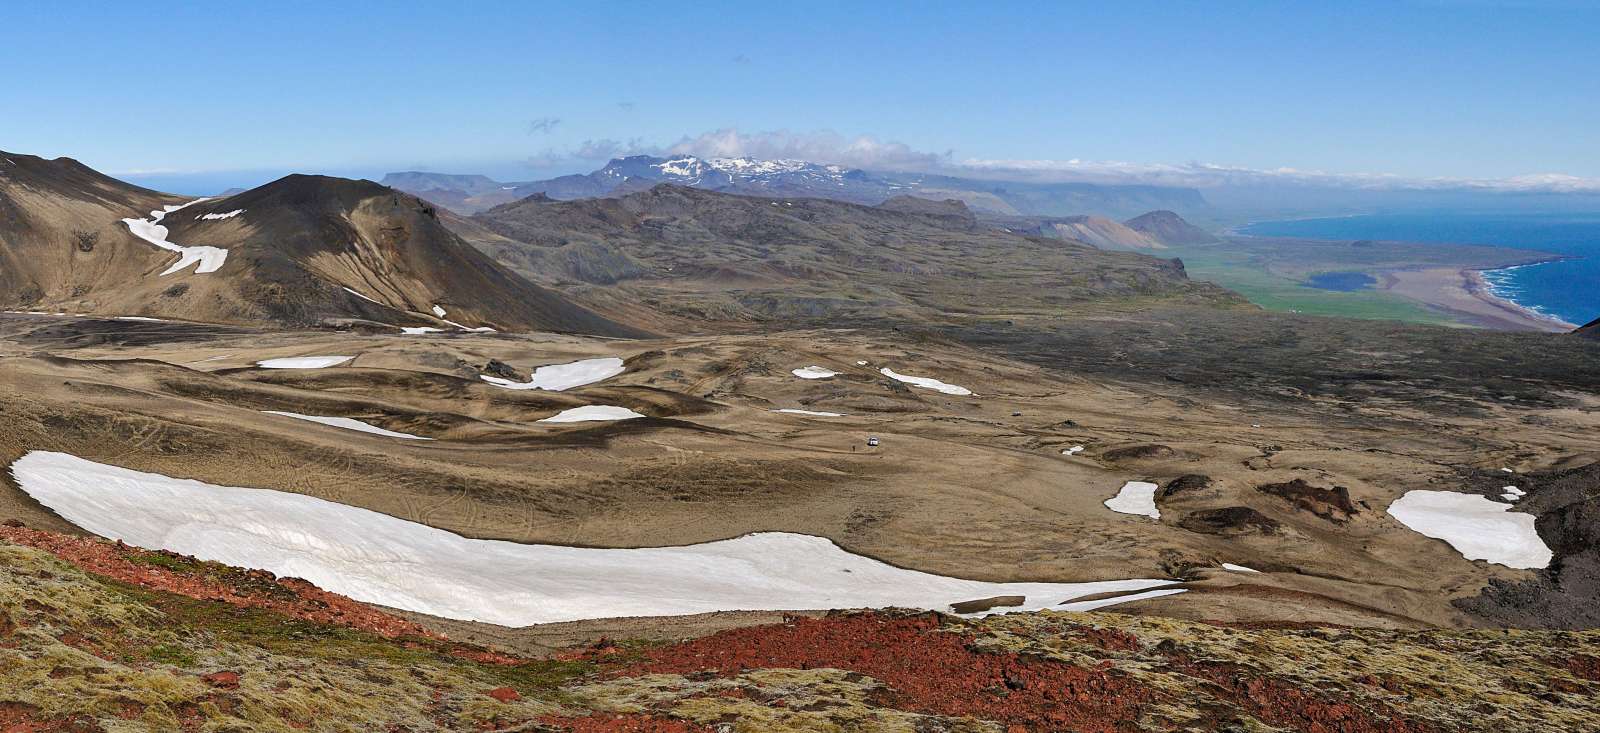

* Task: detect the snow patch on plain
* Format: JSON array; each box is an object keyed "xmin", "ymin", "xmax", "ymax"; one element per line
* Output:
[
  {"xmin": 538, "ymin": 405, "xmax": 645, "ymax": 423},
  {"xmin": 773, "ymin": 408, "xmax": 845, "ymax": 417},
  {"xmin": 792, "ymin": 365, "xmax": 838, "ymax": 379},
  {"xmin": 1104, "ymin": 481, "xmax": 1161, "ymax": 519},
  {"xmin": 256, "ymin": 356, "xmax": 353, "ymax": 369},
  {"xmin": 482, "ymin": 357, "xmax": 625, "ymax": 391},
  {"xmin": 1387, "ymin": 490, "xmax": 1552, "ymax": 569},
  {"xmin": 401, "ymin": 327, "xmax": 444, "ymax": 335},
  {"xmin": 1221, "ymin": 563, "xmax": 1260, "ymax": 573},
  {"xmin": 121, "ymin": 200, "xmax": 230, "ymax": 275},
  {"xmin": 263, "ymin": 412, "xmax": 431, "ymax": 440},
  {"xmin": 342, "ymin": 287, "xmax": 382, "ymax": 304},
  {"xmin": 10, "ymin": 451, "xmax": 1182, "ymax": 625},
  {"xmin": 880, "ymin": 367, "xmax": 971, "ymax": 396}
]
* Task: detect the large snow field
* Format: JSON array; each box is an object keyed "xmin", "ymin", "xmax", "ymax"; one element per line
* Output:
[
  {"xmin": 879, "ymin": 367, "xmax": 971, "ymax": 396},
  {"xmin": 256, "ymin": 356, "xmax": 354, "ymax": 369},
  {"xmin": 482, "ymin": 357, "xmax": 626, "ymax": 391},
  {"xmin": 1104, "ymin": 481, "xmax": 1161, "ymax": 519},
  {"xmin": 538, "ymin": 405, "xmax": 645, "ymax": 423},
  {"xmin": 262, "ymin": 411, "xmax": 432, "ymax": 440},
  {"xmin": 12, "ymin": 451, "xmax": 1184, "ymax": 626},
  {"xmin": 121, "ymin": 200, "xmax": 230, "ymax": 275},
  {"xmin": 1387, "ymin": 490, "xmax": 1551, "ymax": 569}
]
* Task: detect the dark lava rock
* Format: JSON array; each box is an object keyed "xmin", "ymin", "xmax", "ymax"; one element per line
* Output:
[
  {"xmin": 1178, "ymin": 507, "xmax": 1281, "ymax": 536},
  {"xmin": 949, "ymin": 595, "xmax": 1026, "ymax": 614},
  {"xmin": 1103, "ymin": 444, "xmax": 1180, "ymax": 462},
  {"xmin": 1161, "ymin": 474, "xmax": 1213, "ymax": 498},
  {"xmin": 1456, "ymin": 461, "xmax": 1600, "ymax": 629},
  {"xmin": 1255, "ymin": 479, "xmax": 1358, "ymax": 523},
  {"xmin": 481, "ymin": 359, "xmax": 524, "ymax": 381}
]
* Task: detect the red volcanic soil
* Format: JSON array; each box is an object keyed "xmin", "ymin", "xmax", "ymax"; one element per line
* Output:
[
  {"xmin": 532, "ymin": 714, "xmax": 714, "ymax": 733},
  {"xmin": 0, "ymin": 523, "xmax": 431, "ymax": 640},
  {"xmin": 616, "ymin": 613, "xmax": 1154, "ymax": 733}
]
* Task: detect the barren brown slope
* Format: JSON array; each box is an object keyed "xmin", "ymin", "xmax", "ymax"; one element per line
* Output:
[
  {"xmin": 460, "ymin": 184, "xmax": 1242, "ymax": 329},
  {"xmin": 1124, "ymin": 209, "xmax": 1220, "ymax": 245},
  {"xmin": 0, "ymin": 151, "xmax": 182, "ymax": 305},
  {"xmin": 1577, "ymin": 317, "xmax": 1600, "ymax": 339},
  {"xmin": 0, "ymin": 155, "xmax": 641, "ymax": 336}
]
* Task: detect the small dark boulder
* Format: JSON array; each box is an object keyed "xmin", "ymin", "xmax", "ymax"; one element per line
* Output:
[
  {"xmin": 481, "ymin": 359, "xmax": 524, "ymax": 381},
  {"xmin": 949, "ymin": 595, "xmax": 1026, "ymax": 614}
]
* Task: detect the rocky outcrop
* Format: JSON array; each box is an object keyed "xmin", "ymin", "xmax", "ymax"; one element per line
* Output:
[{"xmin": 1255, "ymin": 479, "xmax": 1359, "ymax": 523}]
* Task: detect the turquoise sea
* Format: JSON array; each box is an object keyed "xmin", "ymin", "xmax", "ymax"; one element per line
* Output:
[{"xmin": 1240, "ymin": 213, "xmax": 1600, "ymax": 327}]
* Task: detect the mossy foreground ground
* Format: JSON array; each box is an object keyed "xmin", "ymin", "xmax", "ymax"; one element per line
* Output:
[{"xmin": 3, "ymin": 532, "xmax": 1597, "ymax": 732}]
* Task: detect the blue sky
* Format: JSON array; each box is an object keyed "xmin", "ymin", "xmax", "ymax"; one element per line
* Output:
[{"xmin": 4, "ymin": 1, "xmax": 1597, "ymax": 193}]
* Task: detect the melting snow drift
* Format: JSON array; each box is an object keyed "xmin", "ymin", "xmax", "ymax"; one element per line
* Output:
[
  {"xmin": 773, "ymin": 408, "xmax": 845, "ymax": 417},
  {"xmin": 11, "ymin": 451, "xmax": 1181, "ymax": 626},
  {"xmin": 256, "ymin": 356, "xmax": 353, "ymax": 369},
  {"xmin": 880, "ymin": 367, "xmax": 971, "ymax": 396},
  {"xmin": 1105, "ymin": 481, "xmax": 1161, "ymax": 519},
  {"xmin": 121, "ymin": 200, "xmax": 230, "ymax": 275},
  {"xmin": 792, "ymin": 366, "xmax": 839, "ymax": 379},
  {"xmin": 1387, "ymin": 490, "xmax": 1552, "ymax": 569},
  {"xmin": 263, "ymin": 411, "xmax": 432, "ymax": 440},
  {"xmin": 539, "ymin": 405, "xmax": 645, "ymax": 423},
  {"xmin": 483, "ymin": 357, "xmax": 625, "ymax": 391}
]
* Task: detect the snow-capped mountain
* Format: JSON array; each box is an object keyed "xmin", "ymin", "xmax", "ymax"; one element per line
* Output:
[
  {"xmin": 386, "ymin": 155, "xmax": 1207, "ymax": 217},
  {"xmin": 594, "ymin": 155, "xmax": 850, "ymax": 190}
]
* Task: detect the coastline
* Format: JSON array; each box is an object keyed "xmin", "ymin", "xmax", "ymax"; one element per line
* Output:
[{"xmin": 1381, "ymin": 264, "xmax": 1575, "ymax": 333}]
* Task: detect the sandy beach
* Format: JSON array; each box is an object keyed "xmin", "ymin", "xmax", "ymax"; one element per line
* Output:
[{"xmin": 1383, "ymin": 266, "xmax": 1574, "ymax": 332}]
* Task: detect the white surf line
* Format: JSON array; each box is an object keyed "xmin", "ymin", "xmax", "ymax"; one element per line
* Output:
[
  {"xmin": 120, "ymin": 199, "xmax": 230, "ymax": 275},
  {"xmin": 482, "ymin": 357, "xmax": 625, "ymax": 391},
  {"xmin": 880, "ymin": 367, "xmax": 972, "ymax": 396},
  {"xmin": 255, "ymin": 356, "xmax": 354, "ymax": 369},
  {"xmin": 772, "ymin": 408, "xmax": 845, "ymax": 417},
  {"xmin": 1104, "ymin": 481, "xmax": 1161, "ymax": 519},
  {"xmin": 792, "ymin": 365, "xmax": 838, "ymax": 379},
  {"xmin": 538, "ymin": 405, "xmax": 645, "ymax": 423},
  {"xmin": 1387, "ymin": 490, "xmax": 1551, "ymax": 569},
  {"xmin": 262, "ymin": 411, "xmax": 433, "ymax": 441},
  {"xmin": 10, "ymin": 451, "xmax": 1183, "ymax": 626}
]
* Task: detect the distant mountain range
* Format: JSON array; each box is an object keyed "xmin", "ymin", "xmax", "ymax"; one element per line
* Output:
[{"xmin": 383, "ymin": 155, "xmax": 1209, "ymax": 218}]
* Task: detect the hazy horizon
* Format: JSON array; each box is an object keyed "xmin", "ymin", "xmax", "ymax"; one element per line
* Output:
[{"xmin": 7, "ymin": 1, "xmax": 1599, "ymax": 199}]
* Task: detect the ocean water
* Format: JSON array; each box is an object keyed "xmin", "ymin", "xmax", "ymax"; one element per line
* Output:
[{"xmin": 1240, "ymin": 213, "xmax": 1600, "ymax": 327}]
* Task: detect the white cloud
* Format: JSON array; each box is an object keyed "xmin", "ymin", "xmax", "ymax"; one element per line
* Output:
[
  {"xmin": 667, "ymin": 128, "xmax": 946, "ymax": 171},
  {"xmin": 518, "ymin": 126, "xmax": 1600, "ymax": 194},
  {"xmin": 956, "ymin": 157, "xmax": 1600, "ymax": 194},
  {"xmin": 525, "ymin": 138, "xmax": 659, "ymax": 169}
]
